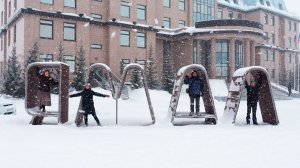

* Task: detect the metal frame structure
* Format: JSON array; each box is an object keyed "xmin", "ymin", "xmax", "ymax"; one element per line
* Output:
[
  {"xmin": 168, "ymin": 64, "xmax": 217, "ymax": 125},
  {"xmin": 25, "ymin": 62, "xmax": 69, "ymax": 125},
  {"xmin": 223, "ymin": 66, "xmax": 279, "ymax": 125},
  {"xmin": 75, "ymin": 63, "xmax": 155, "ymax": 126}
]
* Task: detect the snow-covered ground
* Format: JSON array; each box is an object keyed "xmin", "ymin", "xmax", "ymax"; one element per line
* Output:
[{"xmin": 0, "ymin": 88, "xmax": 300, "ymax": 168}]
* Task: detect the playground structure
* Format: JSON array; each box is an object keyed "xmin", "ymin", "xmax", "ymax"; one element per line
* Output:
[
  {"xmin": 223, "ymin": 66, "xmax": 279, "ymax": 125},
  {"xmin": 75, "ymin": 63, "xmax": 155, "ymax": 126},
  {"xmin": 168, "ymin": 64, "xmax": 217, "ymax": 125},
  {"xmin": 25, "ymin": 62, "xmax": 69, "ymax": 125}
]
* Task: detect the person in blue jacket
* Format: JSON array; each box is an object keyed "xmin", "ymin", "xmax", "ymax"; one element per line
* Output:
[{"xmin": 184, "ymin": 70, "xmax": 204, "ymax": 116}]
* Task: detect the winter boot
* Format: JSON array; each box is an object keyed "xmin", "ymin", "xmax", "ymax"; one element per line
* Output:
[
  {"xmin": 189, "ymin": 105, "xmax": 194, "ymax": 116},
  {"xmin": 253, "ymin": 119, "xmax": 258, "ymax": 125},
  {"xmin": 246, "ymin": 119, "xmax": 250, "ymax": 125}
]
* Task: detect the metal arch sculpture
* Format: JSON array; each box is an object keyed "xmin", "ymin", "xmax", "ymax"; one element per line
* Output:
[
  {"xmin": 26, "ymin": 62, "xmax": 69, "ymax": 125},
  {"xmin": 223, "ymin": 66, "xmax": 279, "ymax": 125},
  {"xmin": 74, "ymin": 63, "xmax": 155, "ymax": 126},
  {"xmin": 168, "ymin": 64, "xmax": 217, "ymax": 125}
]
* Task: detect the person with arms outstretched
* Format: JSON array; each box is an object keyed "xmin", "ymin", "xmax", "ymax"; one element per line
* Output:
[
  {"xmin": 70, "ymin": 83, "xmax": 110, "ymax": 126},
  {"xmin": 184, "ymin": 70, "xmax": 204, "ymax": 116},
  {"xmin": 245, "ymin": 78, "xmax": 262, "ymax": 125}
]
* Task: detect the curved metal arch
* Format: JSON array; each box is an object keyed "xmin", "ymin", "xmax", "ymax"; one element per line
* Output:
[
  {"xmin": 75, "ymin": 63, "xmax": 155, "ymax": 126},
  {"xmin": 223, "ymin": 66, "xmax": 279, "ymax": 125},
  {"xmin": 25, "ymin": 62, "xmax": 69, "ymax": 124},
  {"xmin": 168, "ymin": 64, "xmax": 217, "ymax": 124}
]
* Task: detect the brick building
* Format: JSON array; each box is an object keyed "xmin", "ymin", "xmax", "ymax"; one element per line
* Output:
[{"xmin": 0, "ymin": 0, "xmax": 299, "ymax": 88}]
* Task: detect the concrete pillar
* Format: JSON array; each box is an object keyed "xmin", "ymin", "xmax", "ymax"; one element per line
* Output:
[
  {"xmin": 211, "ymin": 38, "xmax": 216, "ymax": 78},
  {"xmin": 229, "ymin": 38, "xmax": 236, "ymax": 78},
  {"xmin": 250, "ymin": 41, "xmax": 256, "ymax": 66},
  {"xmin": 244, "ymin": 39, "xmax": 251, "ymax": 67}
]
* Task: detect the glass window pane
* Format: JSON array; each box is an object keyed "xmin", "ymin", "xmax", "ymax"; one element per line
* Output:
[
  {"xmin": 120, "ymin": 30, "xmax": 130, "ymax": 46},
  {"xmin": 64, "ymin": 23, "xmax": 76, "ymax": 41},
  {"xmin": 40, "ymin": 20, "xmax": 53, "ymax": 39},
  {"xmin": 121, "ymin": 1, "xmax": 130, "ymax": 18},
  {"xmin": 163, "ymin": 0, "xmax": 170, "ymax": 7},
  {"xmin": 41, "ymin": 0, "xmax": 53, "ymax": 5},
  {"xmin": 64, "ymin": 0, "xmax": 76, "ymax": 8},
  {"xmin": 63, "ymin": 55, "xmax": 75, "ymax": 72},
  {"xmin": 137, "ymin": 32, "xmax": 146, "ymax": 48}
]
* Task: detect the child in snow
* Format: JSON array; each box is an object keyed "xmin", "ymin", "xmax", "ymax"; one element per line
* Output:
[
  {"xmin": 244, "ymin": 78, "xmax": 262, "ymax": 125},
  {"xmin": 184, "ymin": 70, "xmax": 204, "ymax": 116},
  {"xmin": 70, "ymin": 83, "xmax": 110, "ymax": 126},
  {"xmin": 37, "ymin": 69, "xmax": 58, "ymax": 113}
]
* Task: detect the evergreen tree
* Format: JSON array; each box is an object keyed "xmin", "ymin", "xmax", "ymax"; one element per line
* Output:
[
  {"xmin": 2, "ymin": 46, "xmax": 24, "ymax": 98},
  {"xmin": 145, "ymin": 45, "xmax": 160, "ymax": 89},
  {"xmin": 162, "ymin": 51, "xmax": 175, "ymax": 93},
  {"xmin": 25, "ymin": 42, "xmax": 39, "ymax": 67},
  {"xmin": 72, "ymin": 45, "xmax": 86, "ymax": 91},
  {"xmin": 130, "ymin": 69, "xmax": 142, "ymax": 89}
]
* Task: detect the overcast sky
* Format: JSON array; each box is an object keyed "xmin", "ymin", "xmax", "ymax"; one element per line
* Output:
[{"xmin": 284, "ymin": 0, "xmax": 300, "ymax": 16}]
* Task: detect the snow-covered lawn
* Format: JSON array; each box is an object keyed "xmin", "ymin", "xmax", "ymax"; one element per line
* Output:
[{"xmin": 0, "ymin": 88, "xmax": 300, "ymax": 168}]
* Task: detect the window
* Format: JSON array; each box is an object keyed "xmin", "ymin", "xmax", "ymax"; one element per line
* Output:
[
  {"xmin": 121, "ymin": 59, "xmax": 130, "ymax": 73},
  {"xmin": 91, "ymin": 44, "xmax": 102, "ymax": 49},
  {"xmin": 14, "ymin": 0, "xmax": 17, "ymax": 10},
  {"xmin": 235, "ymin": 41, "xmax": 244, "ymax": 69},
  {"xmin": 288, "ymin": 37, "xmax": 292, "ymax": 47},
  {"xmin": 1, "ymin": 12, "xmax": 3, "ymax": 26},
  {"xmin": 91, "ymin": 13, "xmax": 102, "ymax": 20},
  {"xmin": 193, "ymin": 0, "xmax": 215, "ymax": 22},
  {"xmin": 64, "ymin": 23, "xmax": 76, "ymax": 41},
  {"xmin": 264, "ymin": 50, "xmax": 269, "ymax": 61},
  {"xmin": 64, "ymin": 0, "xmax": 76, "ymax": 8},
  {"xmin": 217, "ymin": 8, "xmax": 223, "ymax": 19},
  {"xmin": 269, "ymin": 51, "xmax": 274, "ymax": 61},
  {"xmin": 13, "ymin": 25, "xmax": 16, "ymax": 43},
  {"xmin": 8, "ymin": 29, "xmax": 10, "ymax": 46},
  {"xmin": 1, "ymin": 36, "xmax": 3, "ymax": 51},
  {"xmin": 289, "ymin": 21, "xmax": 292, "ymax": 31},
  {"xmin": 233, "ymin": 0, "xmax": 238, "ymax": 5},
  {"xmin": 137, "ymin": 32, "xmax": 146, "ymax": 48},
  {"xmin": 179, "ymin": 0, "xmax": 185, "ymax": 11},
  {"xmin": 271, "ymin": 16, "xmax": 275, "ymax": 26},
  {"xmin": 238, "ymin": 13, "xmax": 242, "ymax": 20},
  {"xmin": 265, "ymin": 32, "xmax": 269, "ymax": 42},
  {"xmin": 271, "ymin": 33, "xmax": 275, "ymax": 44},
  {"xmin": 163, "ymin": 17, "xmax": 170, "ymax": 28},
  {"xmin": 163, "ymin": 0, "xmax": 170, "ymax": 8},
  {"xmin": 278, "ymin": 3, "xmax": 283, "ymax": 10},
  {"xmin": 40, "ymin": 20, "xmax": 53, "ymax": 39},
  {"xmin": 179, "ymin": 20, "xmax": 185, "ymax": 28},
  {"xmin": 216, "ymin": 40, "xmax": 229, "ymax": 77},
  {"xmin": 294, "ymin": 23, "xmax": 297, "ymax": 32},
  {"xmin": 289, "ymin": 54, "xmax": 292, "ymax": 63},
  {"xmin": 265, "ymin": 14, "xmax": 268, "ymax": 24},
  {"xmin": 63, "ymin": 55, "xmax": 75, "ymax": 72},
  {"xmin": 266, "ymin": 1, "xmax": 270, "ymax": 6},
  {"xmin": 228, "ymin": 11, "xmax": 233, "ymax": 19},
  {"xmin": 40, "ymin": 54, "xmax": 53, "ymax": 62},
  {"xmin": 41, "ymin": 0, "xmax": 53, "ymax": 5},
  {"xmin": 120, "ymin": 30, "xmax": 130, "ymax": 47},
  {"xmin": 136, "ymin": 60, "xmax": 146, "ymax": 69},
  {"xmin": 260, "ymin": 0, "xmax": 264, "ymax": 5},
  {"xmin": 121, "ymin": 1, "xmax": 130, "ymax": 18},
  {"xmin": 193, "ymin": 40, "xmax": 198, "ymax": 64},
  {"xmin": 137, "ymin": 4, "xmax": 146, "ymax": 20}
]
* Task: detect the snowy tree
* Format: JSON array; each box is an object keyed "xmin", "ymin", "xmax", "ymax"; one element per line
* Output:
[
  {"xmin": 2, "ymin": 46, "xmax": 24, "ymax": 98},
  {"xmin": 72, "ymin": 45, "xmax": 86, "ymax": 91},
  {"xmin": 145, "ymin": 45, "xmax": 160, "ymax": 89},
  {"xmin": 25, "ymin": 42, "xmax": 39, "ymax": 67},
  {"xmin": 57, "ymin": 41, "xmax": 64, "ymax": 62},
  {"xmin": 162, "ymin": 51, "xmax": 175, "ymax": 93},
  {"xmin": 130, "ymin": 69, "xmax": 142, "ymax": 89}
]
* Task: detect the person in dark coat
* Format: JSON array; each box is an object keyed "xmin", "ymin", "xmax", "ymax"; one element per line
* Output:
[
  {"xmin": 288, "ymin": 82, "xmax": 292, "ymax": 97},
  {"xmin": 245, "ymin": 79, "xmax": 262, "ymax": 125},
  {"xmin": 70, "ymin": 83, "xmax": 110, "ymax": 126},
  {"xmin": 184, "ymin": 70, "xmax": 204, "ymax": 116},
  {"xmin": 37, "ymin": 69, "xmax": 58, "ymax": 112}
]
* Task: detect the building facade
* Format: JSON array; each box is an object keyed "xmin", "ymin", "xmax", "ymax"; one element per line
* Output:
[{"xmin": 0, "ymin": 0, "xmax": 299, "ymax": 88}]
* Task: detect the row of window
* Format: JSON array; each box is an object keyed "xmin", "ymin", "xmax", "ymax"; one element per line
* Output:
[
  {"xmin": 40, "ymin": 20, "xmax": 76, "ymax": 41},
  {"xmin": 217, "ymin": 8, "xmax": 243, "ymax": 20},
  {"xmin": 0, "ymin": 25, "xmax": 17, "ymax": 49},
  {"xmin": 121, "ymin": 1, "xmax": 146, "ymax": 20},
  {"xmin": 120, "ymin": 59, "xmax": 145, "ymax": 73},
  {"xmin": 41, "ymin": 0, "xmax": 77, "ymax": 8},
  {"xmin": 264, "ymin": 14, "xmax": 297, "ymax": 32},
  {"xmin": 1, "ymin": 0, "xmax": 17, "ymax": 26},
  {"xmin": 163, "ymin": 0, "xmax": 186, "ymax": 11},
  {"xmin": 120, "ymin": 30, "xmax": 146, "ymax": 48}
]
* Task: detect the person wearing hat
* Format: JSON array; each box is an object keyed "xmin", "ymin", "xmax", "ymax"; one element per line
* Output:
[
  {"xmin": 37, "ymin": 69, "xmax": 58, "ymax": 113},
  {"xmin": 70, "ymin": 83, "xmax": 110, "ymax": 126},
  {"xmin": 184, "ymin": 70, "xmax": 204, "ymax": 116},
  {"xmin": 244, "ymin": 79, "xmax": 262, "ymax": 125}
]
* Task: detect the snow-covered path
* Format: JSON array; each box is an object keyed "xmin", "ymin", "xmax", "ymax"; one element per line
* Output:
[{"xmin": 0, "ymin": 89, "xmax": 299, "ymax": 168}]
